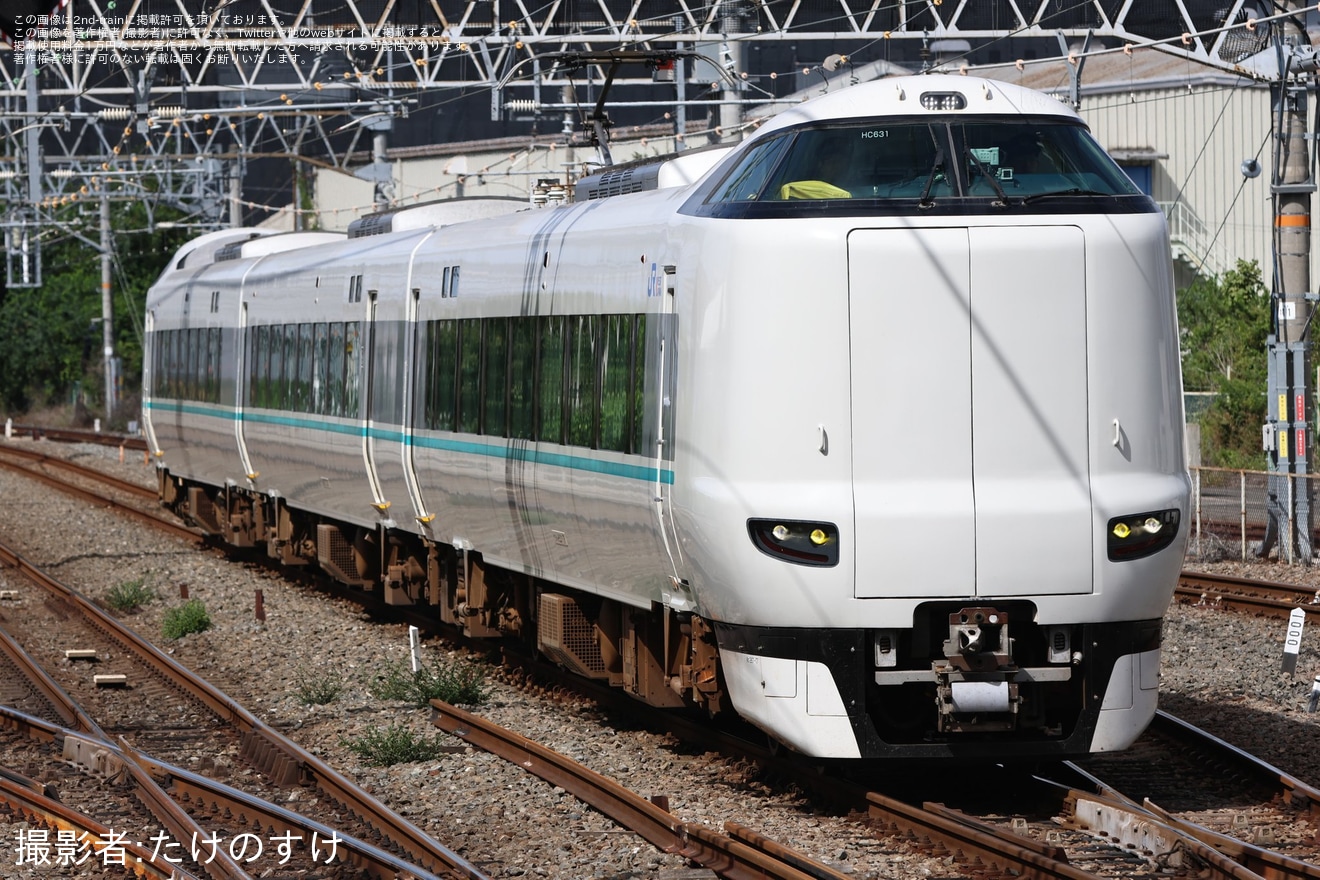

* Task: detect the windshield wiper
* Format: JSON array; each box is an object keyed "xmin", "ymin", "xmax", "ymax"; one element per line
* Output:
[
  {"xmin": 918, "ymin": 145, "xmax": 946, "ymax": 208},
  {"xmin": 964, "ymin": 148, "xmax": 1009, "ymax": 206},
  {"xmin": 1020, "ymin": 187, "xmax": 1114, "ymax": 204}
]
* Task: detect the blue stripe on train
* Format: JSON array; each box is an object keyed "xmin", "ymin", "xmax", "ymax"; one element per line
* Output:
[{"xmin": 144, "ymin": 400, "xmax": 676, "ymax": 485}]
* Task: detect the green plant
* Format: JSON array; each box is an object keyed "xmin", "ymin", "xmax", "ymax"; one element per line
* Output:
[
  {"xmin": 106, "ymin": 578, "xmax": 155, "ymax": 612},
  {"xmin": 341, "ymin": 723, "xmax": 449, "ymax": 767},
  {"xmin": 161, "ymin": 599, "xmax": 212, "ymax": 640},
  {"xmin": 294, "ymin": 668, "xmax": 344, "ymax": 706},
  {"xmin": 367, "ymin": 658, "xmax": 490, "ymax": 707}
]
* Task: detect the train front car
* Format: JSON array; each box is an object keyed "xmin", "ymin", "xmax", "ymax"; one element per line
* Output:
[{"xmin": 675, "ymin": 75, "xmax": 1190, "ymax": 759}]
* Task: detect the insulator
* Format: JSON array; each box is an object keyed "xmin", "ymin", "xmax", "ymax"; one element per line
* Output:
[
  {"xmin": 98, "ymin": 107, "xmax": 132, "ymax": 121},
  {"xmin": 504, "ymin": 99, "xmax": 539, "ymax": 113},
  {"xmin": 154, "ymin": 106, "xmax": 184, "ymax": 119}
]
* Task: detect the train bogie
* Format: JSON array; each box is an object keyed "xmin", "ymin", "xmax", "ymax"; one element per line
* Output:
[{"xmin": 145, "ymin": 74, "xmax": 1189, "ymax": 760}]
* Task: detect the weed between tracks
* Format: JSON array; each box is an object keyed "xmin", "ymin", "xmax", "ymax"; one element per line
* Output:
[
  {"xmin": 106, "ymin": 578, "xmax": 156, "ymax": 612},
  {"xmin": 294, "ymin": 668, "xmax": 345, "ymax": 705},
  {"xmin": 341, "ymin": 722, "xmax": 452, "ymax": 766},
  {"xmin": 368, "ymin": 657, "xmax": 490, "ymax": 707},
  {"xmin": 161, "ymin": 598, "xmax": 212, "ymax": 639}
]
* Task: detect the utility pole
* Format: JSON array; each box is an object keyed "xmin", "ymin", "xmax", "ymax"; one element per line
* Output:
[
  {"xmin": 1260, "ymin": 0, "xmax": 1317, "ymax": 563},
  {"xmin": 100, "ymin": 190, "xmax": 116, "ymax": 420}
]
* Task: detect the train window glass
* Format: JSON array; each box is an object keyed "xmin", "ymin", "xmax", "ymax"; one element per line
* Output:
[
  {"xmin": 631, "ymin": 314, "xmax": 646, "ymax": 455},
  {"xmin": 483, "ymin": 318, "xmax": 508, "ymax": 437},
  {"xmin": 764, "ymin": 125, "xmax": 948, "ymax": 201},
  {"xmin": 457, "ymin": 318, "xmax": 481, "ymax": 434},
  {"xmin": 708, "ymin": 135, "xmax": 791, "ymax": 202},
  {"xmin": 328, "ymin": 322, "xmax": 345, "ymax": 417},
  {"xmin": 537, "ymin": 316, "xmax": 566, "ymax": 444},
  {"xmin": 509, "ymin": 317, "xmax": 535, "ymax": 440},
  {"xmin": 568, "ymin": 315, "xmax": 599, "ymax": 448},
  {"xmin": 428, "ymin": 320, "xmax": 457, "ymax": 431},
  {"xmin": 449, "ymin": 266, "xmax": 460, "ymax": 298},
  {"xmin": 186, "ymin": 328, "xmax": 200, "ymax": 401},
  {"xmin": 248, "ymin": 327, "xmax": 260, "ymax": 407},
  {"xmin": 175, "ymin": 330, "xmax": 186, "ymax": 399},
  {"xmin": 208, "ymin": 327, "xmax": 221, "ymax": 403},
  {"xmin": 313, "ymin": 323, "xmax": 329, "ymax": 415},
  {"xmin": 441, "ymin": 267, "xmax": 451, "ymax": 298},
  {"xmin": 275, "ymin": 324, "xmax": 292, "ymax": 410},
  {"xmin": 953, "ymin": 122, "xmax": 1142, "ymax": 198},
  {"xmin": 344, "ymin": 321, "xmax": 361, "ymax": 418},
  {"xmin": 296, "ymin": 324, "xmax": 314, "ymax": 413},
  {"xmin": 600, "ymin": 315, "xmax": 631, "ymax": 452}
]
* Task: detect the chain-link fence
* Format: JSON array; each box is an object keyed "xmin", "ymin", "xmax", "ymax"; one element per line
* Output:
[{"xmin": 1189, "ymin": 467, "xmax": 1320, "ymax": 564}]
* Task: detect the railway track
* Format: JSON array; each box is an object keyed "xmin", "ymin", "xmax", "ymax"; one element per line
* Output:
[
  {"xmin": 0, "ymin": 535, "xmax": 488, "ymax": 879},
  {"xmin": 3, "ymin": 431, "xmax": 1319, "ymax": 879},
  {"xmin": 1177, "ymin": 570, "xmax": 1320, "ymax": 619}
]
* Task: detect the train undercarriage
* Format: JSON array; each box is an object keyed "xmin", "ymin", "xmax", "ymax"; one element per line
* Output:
[{"xmin": 163, "ymin": 473, "xmax": 729, "ymax": 719}]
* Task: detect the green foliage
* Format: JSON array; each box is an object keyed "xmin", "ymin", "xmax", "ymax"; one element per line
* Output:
[
  {"xmin": 106, "ymin": 578, "xmax": 155, "ymax": 612},
  {"xmin": 0, "ymin": 199, "xmax": 188, "ymax": 422},
  {"xmin": 161, "ymin": 599, "xmax": 212, "ymax": 640},
  {"xmin": 1177, "ymin": 260, "xmax": 1271, "ymax": 468},
  {"xmin": 367, "ymin": 657, "xmax": 490, "ymax": 707},
  {"xmin": 341, "ymin": 722, "xmax": 450, "ymax": 766},
  {"xmin": 294, "ymin": 668, "xmax": 344, "ymax": 706}
]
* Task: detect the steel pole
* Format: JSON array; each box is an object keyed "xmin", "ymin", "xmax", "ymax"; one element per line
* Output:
[{"xmin": 100, "ymin": 191, "xmax": 115, "ymax": 420}]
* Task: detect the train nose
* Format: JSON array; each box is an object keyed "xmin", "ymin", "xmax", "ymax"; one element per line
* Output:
[{"xmin": 848, "ymin": 224, "xmax": 1092, "ymax": 599}]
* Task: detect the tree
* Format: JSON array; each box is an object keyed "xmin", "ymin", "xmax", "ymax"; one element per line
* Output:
[
  {"xmin": 0, "ymin": 200, "xmax": 188, "ymax": 424},
  {"xmin": 1177, "ymin": 259, "xmax": 1271, "ymax": 468}
]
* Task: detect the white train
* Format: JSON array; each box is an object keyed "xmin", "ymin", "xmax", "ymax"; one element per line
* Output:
[{"xmin": 143, "ymin": 74, "xmax": 1190, "ymax": 759}]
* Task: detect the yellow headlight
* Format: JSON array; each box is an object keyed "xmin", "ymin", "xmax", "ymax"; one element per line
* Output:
[
  {"xmin": 810, "ymin": 528, "xmax": 828, "ymax": 545},
  {"xmin": 1112, "ymin": 522, "xmax": 1131, "ymax": 539}
]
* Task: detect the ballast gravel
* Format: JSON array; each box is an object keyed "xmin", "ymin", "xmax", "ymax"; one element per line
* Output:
[{"xmin": 0, "ymin": 437, "xmax": 1318, "ymax": 880}]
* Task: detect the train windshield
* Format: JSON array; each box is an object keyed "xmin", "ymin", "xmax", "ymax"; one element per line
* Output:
[{"xmin": 707, "ymin": 119, "xmax": 1141, "ymax": 205}]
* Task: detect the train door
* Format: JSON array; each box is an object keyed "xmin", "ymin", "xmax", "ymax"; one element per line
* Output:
[
  {"xmin": 361, "ymin": 290, "xmax": 390, "ymax": 510},
  {"xmin": 849, "ymin": 228, "xmax": 975, "ymax": 599},
  {"xmin": 965, "ymin": 225, "xmax": 1091, "ymax": 597},
  {"xmin": 848, "ymin": 225, "xmax": 1092, "ymax": 599},
  {"xmin": 651, "ymin": 263, "xmax": 687, "ymax": 594},
  {"xmin": 234, "ymin": 300, "xmax": 257, "ymax": 481},
  {"xmin": 142, "ymin": 309, "xmax": 163, "ymax": 455},
  {"xmin": 399, "ymin": 235, "xmax": 438, "ymax": 524}
]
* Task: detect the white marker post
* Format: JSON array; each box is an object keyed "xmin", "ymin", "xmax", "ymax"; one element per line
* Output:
[
  {"xmin": 409, "ymin": 625, "xmax": 422, "ymax": 673},
  {"xmin": 1282, "ymin": 608, "xmax": 1306, "ymax": 675}
]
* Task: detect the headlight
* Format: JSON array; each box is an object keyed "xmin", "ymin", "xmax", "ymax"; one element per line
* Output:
[
  {"xmin": 1107, "ymin": 508, "xmax": 1180, "ymax": 561},
  {"xmin": 748, "ymin": 519, "xmax": 840, "ymax": 567}
]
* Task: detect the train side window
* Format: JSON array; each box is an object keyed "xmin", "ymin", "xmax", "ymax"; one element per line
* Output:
[
  {"xmin": 457, "ymin": 318, "xmax": 482, "ymax": 434},
  {"xmin": 483, "ymin": 317, "xmax": 508, "ymax": 437},
  {"xmin": 707, "ymin": 135, "xmax": 791, "ymax": 202},
  {"xmin": 428, "ymin": 320, "xmax": 458, "ymax": 431},
  {"xmin": 295, "ymin": 324, "xmax": 314, "ymax": 413},
  {"xmin": 631, "ymin": 314, "xmax": 646, "ymax": 455},
  {"xmin": 272, "ymin": 324, "xmax": 289, "ymax": 410},
  {"xmin": 568, "ymin": 315, "xmax": 599, "ymax": 448},
  {"xmin": 441, "ymin": 267, "xmax": 451, "ymax": 298},
  {"xmin": 450, "ymin": 266, "xmax": 460, "ymax": 298},
  {"xmin": 175, "ymin": 330, "xmax": 185, "ymax": 399},
  {"xmin": 600, "ymin": 314, "xmax": 631, "ymax": 452},
  {"xmin": 208, "ymin": 327, "xmax": 221, "ymax": 403},
  {"xmin": 247, "ymin": 326, "xmax": 260, "ymax": 407},
  {"xmin": 344, "ymin": 321, "xmax": 361, "ymax": 418},
  {"xmin": 313, "ymin": 323, "xmax": 329, "ymax": 415},
  {"xmin": 537, "ymin": 316, "xmax": 566, "ymax": 444},
  {"xmin": 509, "ymin": 317, "xmax": 535, "ymax": 440},
  {"xmin": 186, "ymin": 328, "xmax": 200, "ymax": 401},
  {"xmin": 328, "ymin": 322, "xmax": 345, "ymax": 417}
]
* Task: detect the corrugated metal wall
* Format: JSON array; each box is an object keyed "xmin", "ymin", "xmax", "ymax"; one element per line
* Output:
[{"xmin": 1080, "ymin": 84, "xmax": 1278, "ymax": 285}]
